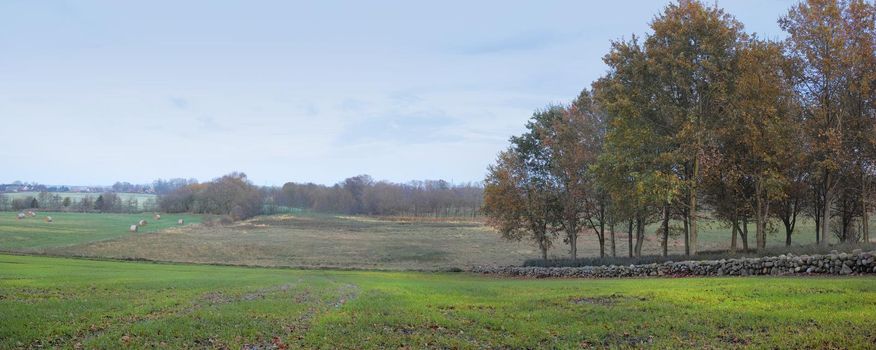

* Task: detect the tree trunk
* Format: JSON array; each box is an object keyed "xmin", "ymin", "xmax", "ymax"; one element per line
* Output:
[
  {"xmin": 690, "ymin": 154, "xmax": 699, "ymax": 255},
  {"xmin": 634, "ymin": 216, "xmax": 644, "ymax": 257},
  {"xmin": 731, "ymin": 217, "xmax": 738, "ymax": 253},
  {"xmin": 741, "ymin": 217, "xmax": 749, "ymax": 252},
  {"xmin": 863, "ymin": 173, "xmax": 870, "ymax": 243},
  {"xmin": 683, "ymin": 211, "xmax": 690, "ymax": 256},
  {"xmin": 864, "ymin": 204, "xmax": 870, "ymax": 244},
  {"xmin": 781, "ymin": 197, "xmax": 798, "ymax": 247},
  {"xmin": 814, "ymin": 204, "xmax": 821, "ymax": 245},
  {"xmin": 569, "ymin": 227, "xmax": 578, "ymax": 260},
  {"xmin": 610, "ymin": 222, "xmax": 616, "ymax": 257},
  {"xmin": 598, "ymin": 221, "xmax": 605, "ymax": 258},
  {"xmin": 755, "ymin": 181, "xmax": 766, "ymax": 250},
  {"xmin": 821, "ymin": 174, "xmax": 832, "ymax": 246},
  {"xmin": 661, "ymin": 204, "xmax": 670, "ymax": 257},
  {"xmin": 540, "ymin": 241, "xmax": 548, "ymax": 261},
  {"xmin": 628, "ymin": 219, "xmax": 634, "ymax": 258}
]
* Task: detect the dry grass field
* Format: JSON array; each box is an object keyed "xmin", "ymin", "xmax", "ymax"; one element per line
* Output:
[
  {"xmin": 50, "ymin": 214, "xmax": 535, "ymax": 270},
  {"xmin": 26, "ymin": 212, "xmax": 867, "ymax": 270}
]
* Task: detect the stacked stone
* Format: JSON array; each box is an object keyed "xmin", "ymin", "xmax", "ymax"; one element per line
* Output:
[{"xmin": 471, "ymin": 250, "xmax": 876, "ymax": 278}]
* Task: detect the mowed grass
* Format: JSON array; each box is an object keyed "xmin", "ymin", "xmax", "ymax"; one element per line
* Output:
[
  {"xmin": 1, "ymin": 254, "xmax": 875, "ymax": 349},
  {"xmin": 0, "ymin": 212, "xmax": 202, "ymax": 251}
]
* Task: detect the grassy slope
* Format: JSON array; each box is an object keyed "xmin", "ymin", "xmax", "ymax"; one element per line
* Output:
[
  {"xmin": 0, "ymin": 212, "xmax": 202, "ymax": 251},
  {"xmin": 1, "ymin": 254, "xmax": 875, "ymax": 349}
]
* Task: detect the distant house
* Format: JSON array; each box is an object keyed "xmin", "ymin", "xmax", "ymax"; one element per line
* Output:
[{"xmin": 0, "ymin": 184, "xmax": 23, "ymax": 192}]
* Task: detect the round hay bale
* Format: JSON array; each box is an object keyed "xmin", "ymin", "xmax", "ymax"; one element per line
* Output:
[
  {"xmin": 129, "ymin": 224, "xmax": 138, "ymax": 232},
  {"xmin": 177, "ymin": 219, "xmax": 184, "ymax": 225},
  {"xmin": 138, "ymin": 219, "xmax": 147, "ymax": 226},
  {"xmin": 45, "ymin": 216, "xmax": 53, "ymax": 223},
  {"xmin": 17, "ymin": 212, "xmax": 25, "ymax": 220},
  {"xmin": 27, "ymin": 211, "xmax": 36, "ymax": 217},
  {"xmin": 154, "ymin": 214, "xmax": 161, "ymax": 220}
]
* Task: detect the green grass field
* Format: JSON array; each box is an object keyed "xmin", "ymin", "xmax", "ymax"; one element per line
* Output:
[
  {"xmin": 1, "ymin": 254, "xmax": 875, "ymax": 349},
  {"xmin": 0, "ymin": 212, "xmax": 202, "ymax": 251}
]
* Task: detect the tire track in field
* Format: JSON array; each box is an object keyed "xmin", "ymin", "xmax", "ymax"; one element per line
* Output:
[{"xmin": 244, "ymin": 282, "xmax": 360, "ymax": 350}]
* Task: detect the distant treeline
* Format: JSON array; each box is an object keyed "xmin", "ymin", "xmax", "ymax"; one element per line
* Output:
[
  {"xmin": 2, "ymin": 174, "xmax": 483, "ymax": 220},
  {"xmin": 156, "ymin": 173, "xmax": 482, "ymax": 220},
  {"xmin": 270, "ymin": 175, "xmax": 483, "ymax": 217},
  {"xmin": 0, "ymin": 192, "xmax": 157, "ymax": 213}
]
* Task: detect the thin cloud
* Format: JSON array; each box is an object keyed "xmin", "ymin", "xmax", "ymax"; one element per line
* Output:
[
  {"xmin": 169, "ymin": 97, "xmax": 189, "ymax": 109},
  {"xmin": 452, "ymin": 30, "xmax": 575, "ymax": 55},
  {"xmin": 336, "ymin": 110, "xmax": 462, "ymax": 146}
]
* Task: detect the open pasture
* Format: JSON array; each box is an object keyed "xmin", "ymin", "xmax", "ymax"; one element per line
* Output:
[
  {"xmin": 0, "ymin": 212, "xmax": 202, "ymax": 251},
  {"xmin": 1, "ymin": 254, "xmax": 875, "ymax": 349},
  {"xmin": 2, "ymin": 212, "xmax": 871, "ymax": 270}
]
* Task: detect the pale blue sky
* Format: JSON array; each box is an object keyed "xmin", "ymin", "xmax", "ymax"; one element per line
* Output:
[{"xmin": 0, "ymin": 0, "xmax": 793, "ymax": 186}]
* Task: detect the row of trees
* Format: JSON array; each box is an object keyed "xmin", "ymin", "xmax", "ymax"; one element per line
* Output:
[
  {"xmin": 0, "ymin": 192, "xmax": 156, "ymax": 213},
  {"xmin": 274, "ymin": 175, "xmax": 483, "ymax": 217},
  {"xmin": 158, "ymin": 173, "xmax": 482, "ymax": 219},
  {"xmin": 484, "ymin": 0, "xmax": 875, "ymax": 259},
  {"xmin": 158, "ymin": 172, "xmax": 262, "ymax": 220},
  {"xmin": 3, "ymin": 173, "xmax": 483, "ymax": 220}
]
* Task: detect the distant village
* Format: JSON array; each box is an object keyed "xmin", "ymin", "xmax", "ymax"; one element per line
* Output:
[{"xmin": 0, "ymin": 182, "xmax": 156, "ymax": 194}]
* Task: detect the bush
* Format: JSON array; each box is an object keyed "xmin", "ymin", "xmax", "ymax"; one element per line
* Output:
[{"xmin": 201, "ymin": 215, "xmax": 234, "ymax": 227}]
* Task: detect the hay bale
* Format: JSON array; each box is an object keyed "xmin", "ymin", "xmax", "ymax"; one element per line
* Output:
[
  {"xmin": 27, "ymin": 211, "xmax": 35, "ymax": 217},
  {"xmin": 129, "ymin": 224, "xmax": 138, "ymax": 232},
  {"xmin": 154, "ymin": 214, "xmax": 161, "ymax": 220},
  {"xmin": 138, "ymin": 219, "xmax": 147, "ymax": 226},
  {"xmin": 45, "ymin": 216, "xmax": 53, "ymax": 223},
  {"xmin": 178, "ymin": 219, "xmax": 184, "ymax": 225},
  {"xmin": 16, "ymin": 213, "xmax": 25, "ymax": 220}
]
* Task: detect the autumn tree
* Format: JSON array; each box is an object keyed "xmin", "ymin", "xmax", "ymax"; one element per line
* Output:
[
  {"xmin": 592, "ymin": 34, "xmax": 680, "ymax": 257},
  {"xmin": 593, "ymin": 0, "xmax": 740, "ymax": 256},
  {"xmin": 842, "ymin": 0, "xmax": 876, "ymax": 242},
  {"xmin": 535, "ymin": 91, "xmax": 608, "ymax": 258},
  {"xmin": 644, "ymin": 0, "xmax": 745, "ymax": 255},
  {"xmin": 160, "ymin": 172, "xmax": 262, "ymax": 220},
  {"xmin": 483, "ymin": 149, "xmax": 555, "ymax": 260},
  {"xmin": 780, "ymin": 0, "xmax": 875, "ymax": 244},
  {"xmin": 719, "ymin": 39, "xmax": 799, "ymax": 250}
]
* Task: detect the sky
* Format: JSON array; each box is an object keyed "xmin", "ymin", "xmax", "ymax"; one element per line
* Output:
[{"xmin": 0, "ymin": 0, "xmax": 795, "ymax": 186}]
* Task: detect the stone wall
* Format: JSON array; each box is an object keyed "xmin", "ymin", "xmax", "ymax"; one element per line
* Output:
[{"xmin": 471, "ymin": 250, "xmax": 876, "ymax": 278}]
